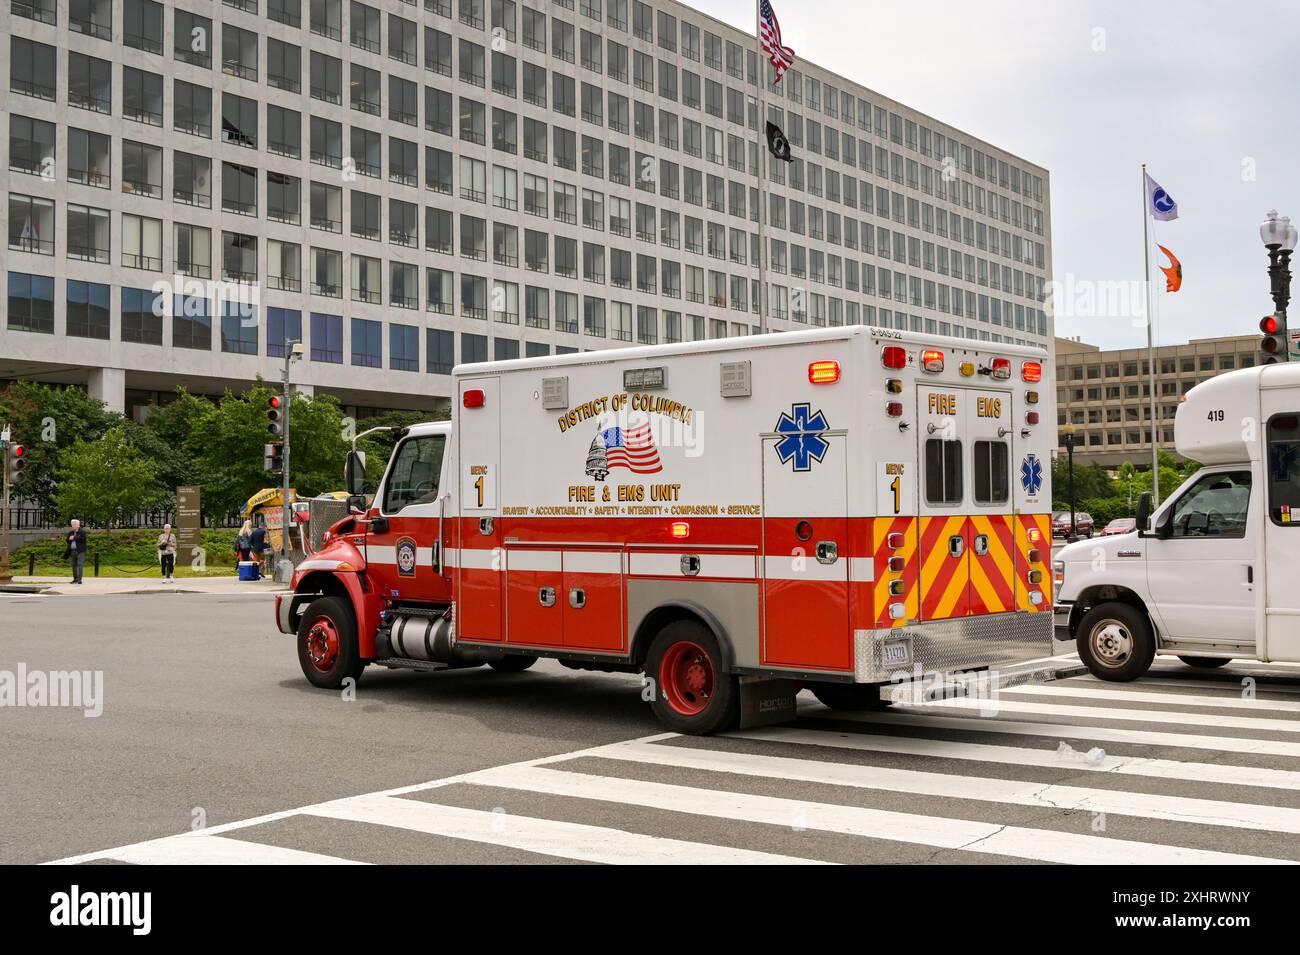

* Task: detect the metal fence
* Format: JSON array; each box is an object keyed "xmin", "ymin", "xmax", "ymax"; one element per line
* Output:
[{"xmin": 4, "ymin": 504, "xmax": 244, "ymax": 532}]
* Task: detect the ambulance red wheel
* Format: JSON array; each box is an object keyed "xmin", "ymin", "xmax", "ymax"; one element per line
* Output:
[
  {"xmin": 808, "ymin": 682, "xmax": 891, "ymax": 711},
  {"xmin": 489, "ymin": 653, "xmax": 539, "ymax": 672},
  {"xmin": 297, "ymin": 596, "xmax": 366, "ymax": 689},
  {"xmin": 646, "ymin": 622, "xmax": 739, "ymax": 735},
  {"xmin": 1076, "ymin": 602, "xmax": 1155, "ymax": 682}
]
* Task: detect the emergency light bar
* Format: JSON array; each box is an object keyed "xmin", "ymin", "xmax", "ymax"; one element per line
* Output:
[
  {"xmin": 921, "ymin": 349, "xmax": 944, "ymax": 373},
  {"xmin": 1021, "ymin": 361, "xmax": 1042, "ymax": 383}
]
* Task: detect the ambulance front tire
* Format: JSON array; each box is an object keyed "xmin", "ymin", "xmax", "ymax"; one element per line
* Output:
[
  {"xmin": 489, "ymin": 654, "xmax": 539, "ymax": 672},
  {"xmin": 1179, "ymin": 656, "xmax": 1232, "ymax": 669},
  {"xmin": 645, "ymin": 621, "xmax": 740, "ymax": 735},
  {"xmin": 809, "ymin": 683, "xmax": 892, "ymax": 711},
  {"xmin": 297, "ymin": 595, "xmax": 365, "ymax": 689},
  {"xmin": 1076, "ymin": 602, "xmax": 1156, "ymax": 682}
]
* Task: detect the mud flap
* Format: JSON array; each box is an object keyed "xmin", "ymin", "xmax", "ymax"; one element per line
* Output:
[{"xmin": 738, "ymin": 676, "xmax": 798, "ymax": 729}]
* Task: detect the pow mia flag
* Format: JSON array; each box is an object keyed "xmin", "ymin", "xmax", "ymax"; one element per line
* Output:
[{"xmin": 765, "ymin": 121, "xmax": 792, "ymax": 162}]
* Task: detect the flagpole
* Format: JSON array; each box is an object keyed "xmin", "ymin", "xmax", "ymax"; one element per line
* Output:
[
  {"xmin": 755, "ymin": 0, "xmax": 769, "ymax": 335},
  {"xmin": 1141, "ymin": 161, "xmax": 1159, "ymax": 505}
]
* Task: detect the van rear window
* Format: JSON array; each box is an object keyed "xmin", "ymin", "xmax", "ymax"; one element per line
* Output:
[
  {"xmin": 1267, "ymin": 414, "xmax": 1300, "ymax": 526},
  {"xmin": 973, "ymin": 440, "xmax": 1009, "ymax": 504},
  {"xmin": 924, "ymin": 439, "xmax": 962, "ymax": 505}
]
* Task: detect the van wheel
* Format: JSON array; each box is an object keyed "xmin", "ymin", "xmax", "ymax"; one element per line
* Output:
[
  {"xmin": 809, "ymin": 682, "xmax": 891, "ymax": 710},
  {"xmin": 489, "ymin": 654, "xmax": 539, "ymax": 673},
  {"xmin": 297, "ymin": 595, "xmax": 365, "ymax": 689},
  {"xmin": 1076, "ymin": 602, "xmax": 1155, "ymax": 682},
  {"xmin": 645, "ymin": 621, "xmax": 739, "ymax": 735},
  {"xmin": 1179, "ymin": 656, "xmax": 1231, "ymax": 669}
]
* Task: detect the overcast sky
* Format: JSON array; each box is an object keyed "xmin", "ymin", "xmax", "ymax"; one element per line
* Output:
[{"xmin": 704, "ymin": 0, "xmax": 1300, "ymax": 349}]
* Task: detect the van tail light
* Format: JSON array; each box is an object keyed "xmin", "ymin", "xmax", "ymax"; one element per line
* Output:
[
  {"xmin": 881, "ymin": 345, "xmax": 907, "ymax": 370},
  {"xmin": 885, "ymin": 401, "xmax": 903, "ymax": 417},
  {"xmin": 808, "ymin": 360, "xmax": 841, "ymax": 384},
  {"xmin": 990, "ymin": 358, "xmax": 1011, "ymax": 380},
  {"xmin": 1025, "ymin": 411, "xmax": 1040, "ymax": 425},
  {"xmin": 921, "ymin": 349, "xmax": 944, "ymax": 373},
  {"xmin": 462, "ymin": 388, "xmax": 486, "ymax": 408},
  {"xmin": 1022, "ymin": 360, "xmax": 1042, "ymax": 383}
]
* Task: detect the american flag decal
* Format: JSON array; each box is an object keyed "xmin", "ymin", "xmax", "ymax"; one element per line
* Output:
[
  {"xmin": 759, "ymin": 0, "xmax": 795, "ymax": 82},
  {"xmin": 586, "ymin": 423, "xmax": 663, "ymax": 479}
]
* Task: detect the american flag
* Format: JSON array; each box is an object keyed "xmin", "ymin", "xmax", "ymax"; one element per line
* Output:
[
  {"xmin": 759, "ymin": 0, "xmax": 795, "ymax": 83},
  {"xmin": 599, "ymin": 423, "xmax": 663, "ymax": 474}
]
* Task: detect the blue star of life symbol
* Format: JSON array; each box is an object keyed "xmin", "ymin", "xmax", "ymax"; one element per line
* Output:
[
  {"xmin": 1020, "ymin": 453, "xmax": 1044, "ymax": 495},
  {"xmin": 774, "ymin": 403, "xmax": 830, "ymax": 472}
]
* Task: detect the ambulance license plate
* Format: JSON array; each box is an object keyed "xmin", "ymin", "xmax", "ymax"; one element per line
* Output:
[{"xmin": 881, "ymin": 638, "xmax": 911, "ymax": 667}]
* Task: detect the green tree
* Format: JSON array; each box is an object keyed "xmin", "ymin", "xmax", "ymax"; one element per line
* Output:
[
  {"xmin": 138, "ymin": 389, "xmax": 219, "ymax": 492},
  {"xmin": 54, "ymin": 425, "xmax": 166, "ymax": 530},
  {"xmin": 0, "ymin": 381, "xmax": 120, "ymax": 509}
]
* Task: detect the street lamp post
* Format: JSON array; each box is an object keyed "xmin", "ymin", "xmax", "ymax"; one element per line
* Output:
[
  {"xmin": 277, "ymin": 340, "xmax": 304, "ymax": 582},
  {"xmin": 1061, "ymin": 426, "xmax": 1079, "ymax": 541},
  {"xmin": 1260, "ymin": 210, "xmax": 1298, "ymax": 357}
]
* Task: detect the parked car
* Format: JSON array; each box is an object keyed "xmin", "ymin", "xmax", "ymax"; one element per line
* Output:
[
  {"xmin": 1052, "ymin": 511, "xmax": 1095, "ymax": 538},
  {"xmin": 1099, "ymin": 517, "xmax": 1137, "ymax": 537}
]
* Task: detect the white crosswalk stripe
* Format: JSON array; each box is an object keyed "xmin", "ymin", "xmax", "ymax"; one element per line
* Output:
[{"xmin": 45, "ymin": 670, "xmax": 1300, "ymax": 866}]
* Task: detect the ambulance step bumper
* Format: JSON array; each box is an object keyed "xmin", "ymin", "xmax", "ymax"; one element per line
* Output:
[{"xmin": 853, "ymin": 611, "xmax": 1054, "ymax": 684}]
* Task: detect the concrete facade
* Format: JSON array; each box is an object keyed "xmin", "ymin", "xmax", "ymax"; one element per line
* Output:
[
  {"xmin": 1054, "ymin": 334, "xmax": 1260, "ymax": 468},
  {"xmin": 3, "ymin": 0, "xmax": 1053, "ymax": 423}
]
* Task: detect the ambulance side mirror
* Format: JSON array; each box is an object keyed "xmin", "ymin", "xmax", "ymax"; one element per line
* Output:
[
  {"xmin": 1135, "ymin": 492, "xmax": 1152, "ymax": 536},
  {"xmin": 345, "ymin": 449, "xmax": 367, "ymax": 496}
]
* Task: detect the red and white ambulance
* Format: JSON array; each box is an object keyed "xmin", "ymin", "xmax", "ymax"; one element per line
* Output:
[{"xmin": 276, "ymin": 326, "xmax": 1055, "ymax": 734}]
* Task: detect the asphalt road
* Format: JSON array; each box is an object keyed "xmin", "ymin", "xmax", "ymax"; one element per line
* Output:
[{"xmin": 3, "ymin": 591, "xmax": 1299, "ymax": 865}]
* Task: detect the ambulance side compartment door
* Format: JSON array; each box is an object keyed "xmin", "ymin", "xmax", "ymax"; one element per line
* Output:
[{"xmin": 457, "ymin": 376, "xmax": 503, "ymax": 642}]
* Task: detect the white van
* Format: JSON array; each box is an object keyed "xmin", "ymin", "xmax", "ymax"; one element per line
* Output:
[{"xmin": 1054, "ymin": 362, "xmax": 1300, "ymax": 679}]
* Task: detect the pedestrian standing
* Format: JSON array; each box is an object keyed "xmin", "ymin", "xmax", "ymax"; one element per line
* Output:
[
  {"xmin": 157, "ymin": 522, "xmax": 177, "ymax": 583},
  {"xmin": 65, "ymin": 519, "xmax": 88, "ymax": 585},
  {"xmin": 249, "ymin": 522, "xmax": 268, "ymax": 576},
  {"xmin": 235, "ymin": 520, "xmax": 253, "ymax": 563}
]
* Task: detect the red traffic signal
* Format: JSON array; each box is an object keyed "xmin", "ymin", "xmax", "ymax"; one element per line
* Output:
[
  {"xmin": 7, "ymin": 444, "xmax": 26, "ymax": 485},
  {"xmin": 1260, "ymin": 314, "xmax": 1286, "ymax": 364},
  {"xmin": 268, "ymin": 395, "xmax": 285, "ymax": 436},
  {"xmin": 11, "ymin": 444, "xmax": 24, "ymax": 458}
]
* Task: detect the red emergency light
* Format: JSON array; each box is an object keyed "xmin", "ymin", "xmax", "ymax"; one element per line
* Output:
[
  {"xmin": 670, "ymin": 521, "xmax": 690, "ymax": 539},
  {"xmin": 1022, "ymin": 361, "xmax": 1042, "ymax": 383},
  {"xmin": 885, "ymin": 401, "xmax": 903, "ymax": 417},
  {"xmin": 1025, "ymin": 411, "xmax": 1040, "ymax": 425},
  {"xmin": 920, "ymin": 349, "xmax": 944, "ymax": 373},
  {"xmin": 990, "ymin": 358, "xmax": 1011, "ymax": 380},
  {"xmin": 808, "ymin": 360, "xmax": 840, "ymax": 384},
  {"xmin": 881, "ymin": 346, "xmax": 907, "ymax": 370},
  {"xmin": 462, "ymin": 388, "xmax": 486, "ymax": 408}
]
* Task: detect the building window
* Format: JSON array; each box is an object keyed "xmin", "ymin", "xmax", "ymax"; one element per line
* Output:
[
  {"xmin": 13, "ymin": 0, "xmax": 57, "ymax": 25},
  {"xmin": 175, "ymin": 10, "xmax": 214, "ymax": 68},
  {"xmin": 266, "ymin": 307, "xmax": 303, "ymax": 358},
  {"xmin": 123, "ymin": 66, "xmax": 164, "ymax": 125},
  {"xmin": 221, "ymin": 302, "xmax": 259, "ymax": 355},
  {"xmin": 352, "ymin": 318, "xmax": 383, "ymax": 367},
  {"xmin": 124, "ymin": 0, "xmax": 164, "ymax": 55},
  {"xmin": 12, "ymin": 39, "xmax": 58, "ymax": 101},
  {"xmin": 310, "ymin": 312, "xmax": 343, "ymax": 363},
  {"xmin": 174, "ymin": 81, "xmax": 213, "ymax": 138},
  {"xmin": 122, "ymin": 213, "xmax": 163, "ymax": 271},
  {"xmin": 6, "ymin": 272, "xmax": 55, "ymax": 334},
  {"xmin": 7, "ymin": 194, "xmax": 54, "ymax": 256},
  {"xmin": 461, "ymin": 332, "xmax": 487, "ymax": 364},
  {"xmin": 67, "ymin": 280, "xmax": 111, "ymax": 340},
  {"xmin": 121, "ymin": 287, "xmax": 163, "ymax": 345},
  {"xmin": 67, "ymin": 204, "xmax": 110, "ymax": 263},
  {"xmin": 390, "ymin": 323, "xmax": 420, "ymax": 371},
  {"xmin": 8, "ymin": 115, "xmax": 56, "ymax": 178},
  {"xmin": 172, "ymin": 294, "xmax": 212, "ymax": 350},
  {"xmin": 427, "ymin": 328, "xmax": 454, "ymax": 374}
]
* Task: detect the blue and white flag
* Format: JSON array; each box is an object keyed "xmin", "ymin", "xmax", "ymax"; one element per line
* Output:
[{"xmin": 1145, "ymin": 172, "xmax": 1178, "ymax": 221}]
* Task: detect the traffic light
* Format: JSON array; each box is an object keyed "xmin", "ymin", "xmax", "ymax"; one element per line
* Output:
[
  {"xmin": 1260, "ymin": 313, "xmax": 1286, "ymax": 364},
  {"xmin": 6, "ymin": 444, "xmax": 25, "ymax": 486},
  {"xmin": 267, "ymin": 394, "xmax": 285, "ymax": 436},
  {"xmin": 264, "ymin": 442, "xmax": 283, "ymax": 473}
]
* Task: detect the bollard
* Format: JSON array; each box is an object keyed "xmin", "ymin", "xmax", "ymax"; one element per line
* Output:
[
  {"xmin": 93, "ymin": 553, "xmax": 100, "ymax": 577},
  {"xmin": 29, "ymin": 553, "xmax": 35, "ymax": 576}
]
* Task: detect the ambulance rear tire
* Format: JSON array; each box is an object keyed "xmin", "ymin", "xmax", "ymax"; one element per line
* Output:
[
  {"xmin": 1076, "ymin": 602, "xmax": 1155, "ymax": 682},
  {"xmin": 297, "ymin": 596, "xmax": 365, "ymax": 689},
  {"xmin": 489, "ymin": 654, "xmax": 539, "ymax": 673},
  {"xmin": 1179, "ymin": 655, "xmax": 1232, "ymax": 669},
  {"xmin": 646, "ymin": 622, "xmax": 740, "ymax": 735},
  {"xmin": 809, "ymin": 682, "xmax": 892, "ymax": 711}
]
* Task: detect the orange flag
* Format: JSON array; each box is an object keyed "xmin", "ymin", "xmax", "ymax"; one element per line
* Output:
[{"xmin": 1157, "ymin": 244, "xmax": 1183, "ymax": 292}]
